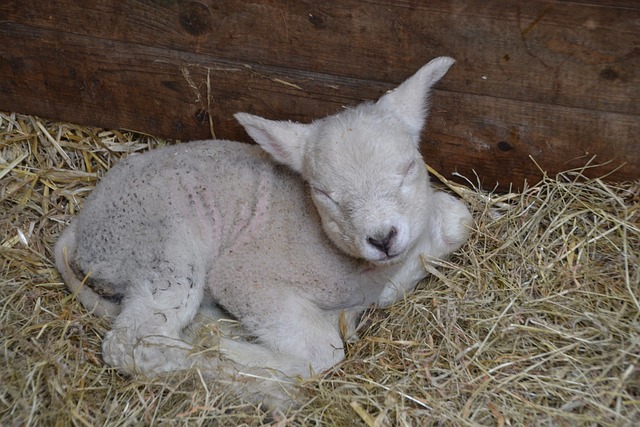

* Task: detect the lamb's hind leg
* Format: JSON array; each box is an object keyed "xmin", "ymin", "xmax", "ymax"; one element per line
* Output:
[
  {"xmin": 210, "ymin": 298, "xmax": 347, "ymax": 406},
  {"xmin": 102, "ymin": 263, "xmax": 208, "ymax": 374},
  {"xmin": 221, "ymin": 297, "xmax": 347, "ymax": 378}
]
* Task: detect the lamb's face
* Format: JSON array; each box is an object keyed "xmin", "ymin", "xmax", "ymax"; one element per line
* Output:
[
  {"xmin": 304, "ymin": 108, "xmax": 432, "ymax": 265},
  {"xmin": 235, "ymin": 57, "xmax": 458, "ymax": 265}
]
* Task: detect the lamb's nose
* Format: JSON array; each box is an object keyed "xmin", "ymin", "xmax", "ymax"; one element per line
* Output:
[{"xmin": 367, "ymin": 227, "xmax": 397, "ymax": 256}]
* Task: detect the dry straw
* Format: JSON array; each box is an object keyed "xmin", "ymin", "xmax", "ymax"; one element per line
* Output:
[{"xmin": 1, "ymin": 111, "xmax": 638, "ymax": 426}]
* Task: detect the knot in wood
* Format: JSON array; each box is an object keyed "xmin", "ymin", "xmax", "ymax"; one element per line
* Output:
[{"xmin": 179, "ymin": 1, "xmax": 211, "ymax": 36}]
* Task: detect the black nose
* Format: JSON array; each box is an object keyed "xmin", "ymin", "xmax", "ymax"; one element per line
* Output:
[{"xmin": 367, "ymin": 227, "xmax": 397, "ymax": 256}]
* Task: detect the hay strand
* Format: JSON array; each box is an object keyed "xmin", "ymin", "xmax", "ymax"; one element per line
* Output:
[{"xmin": 1, "ymin": 111, "xmax": 638, "ymax": 426}]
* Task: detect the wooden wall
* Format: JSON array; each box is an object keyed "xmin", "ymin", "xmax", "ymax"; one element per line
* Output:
[{"xmin": 1, "ymin": 0, "xmax": 638, "ymax": 190}]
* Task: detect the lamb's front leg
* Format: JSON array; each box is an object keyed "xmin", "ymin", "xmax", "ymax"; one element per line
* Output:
[{"xmin": 431, "ymin": 190, "xmax": 473, "ymax": 253}]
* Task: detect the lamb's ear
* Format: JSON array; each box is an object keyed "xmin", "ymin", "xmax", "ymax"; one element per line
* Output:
[
  {"xmin": 376, "ymin": 56, "xmax": 455, "ymax": 144},
  {"xmin": 235, "ymin": 113, "xmax": 316, "ymax": 173}
]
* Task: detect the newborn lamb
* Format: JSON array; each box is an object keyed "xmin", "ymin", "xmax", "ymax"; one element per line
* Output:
[{"xmin": 55, "ymin": 56, "xmax": 472, "ymax": 406}]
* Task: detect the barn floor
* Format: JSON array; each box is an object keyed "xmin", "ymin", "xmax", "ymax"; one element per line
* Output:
[{"xmin": 1, "ymin": 111, "xmax": 639, "ymax": 426}]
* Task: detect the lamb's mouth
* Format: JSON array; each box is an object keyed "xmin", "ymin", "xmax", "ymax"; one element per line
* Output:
[{"xmin": 372, "ymin": 251, "xmax": 405, "ymax": 265}]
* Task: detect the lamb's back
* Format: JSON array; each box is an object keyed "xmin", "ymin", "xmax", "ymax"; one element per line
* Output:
[{"xmin": 71, "ymin": 140, "xmax": 377, "ymax": 310}]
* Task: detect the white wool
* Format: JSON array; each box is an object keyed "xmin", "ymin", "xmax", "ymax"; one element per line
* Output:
[{"xmin": 54, "ymin": 56, "xmax": 472, "ymax": 408}]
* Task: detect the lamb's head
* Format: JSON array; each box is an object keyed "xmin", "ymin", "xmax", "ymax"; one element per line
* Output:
[{"xmin": 236, "ymin": 57, "xmax": 455, "ymax": 265}]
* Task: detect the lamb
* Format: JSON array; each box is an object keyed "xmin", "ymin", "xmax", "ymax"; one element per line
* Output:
[{"xmin": 54, "ymin": 56, "xmax": 472, "ymax": 406}]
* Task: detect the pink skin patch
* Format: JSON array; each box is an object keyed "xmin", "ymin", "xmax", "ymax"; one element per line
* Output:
[
  {"xmin": 187, "ymin": 186, "xmax": 223, "ymax": 256},
  {"xmin": 181, "ymin": 165, "xmax": 272, "ymax": 257},
  {"xmin": 230, "ymin": 169, "xmax": 272, "ymax": 250}
]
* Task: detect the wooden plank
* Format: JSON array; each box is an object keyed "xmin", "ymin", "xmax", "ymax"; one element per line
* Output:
[
  {"xmin": 0, "ymin": 1, "xmax": 638, "ymax": 190},
  {"xmin": 1, "ymin": 22, "xmax": 636, "ymax": 190},
  {"xmin": 1, "ymin": 0, "xmax": 637, "ymax": 115},
  {"xmin": 0, "ymin": 23, "xmax": 358, "ymax": 140},
  {"xmin": 427, "ymin": 92, "xmax": 640, "ymax": 189}
]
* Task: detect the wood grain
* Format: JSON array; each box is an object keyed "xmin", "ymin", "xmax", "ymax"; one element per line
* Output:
[{"xmin": 0, "ymin": 0, "xmax": 637, "ymax": 190}]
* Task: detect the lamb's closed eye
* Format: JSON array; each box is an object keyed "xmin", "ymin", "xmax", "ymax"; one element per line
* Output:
[
  {"xmin": 400, "ymin": 159, "xmax": 418, "ymax": 185},
  {"xmin": 311, "ymin": 186, "xmax": 338, "ymax": 204}
]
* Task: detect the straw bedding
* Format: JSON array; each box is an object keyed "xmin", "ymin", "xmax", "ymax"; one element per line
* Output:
[{"xmin": 1, "ymin": 111, "xmax": 638, "ymax": 426}]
